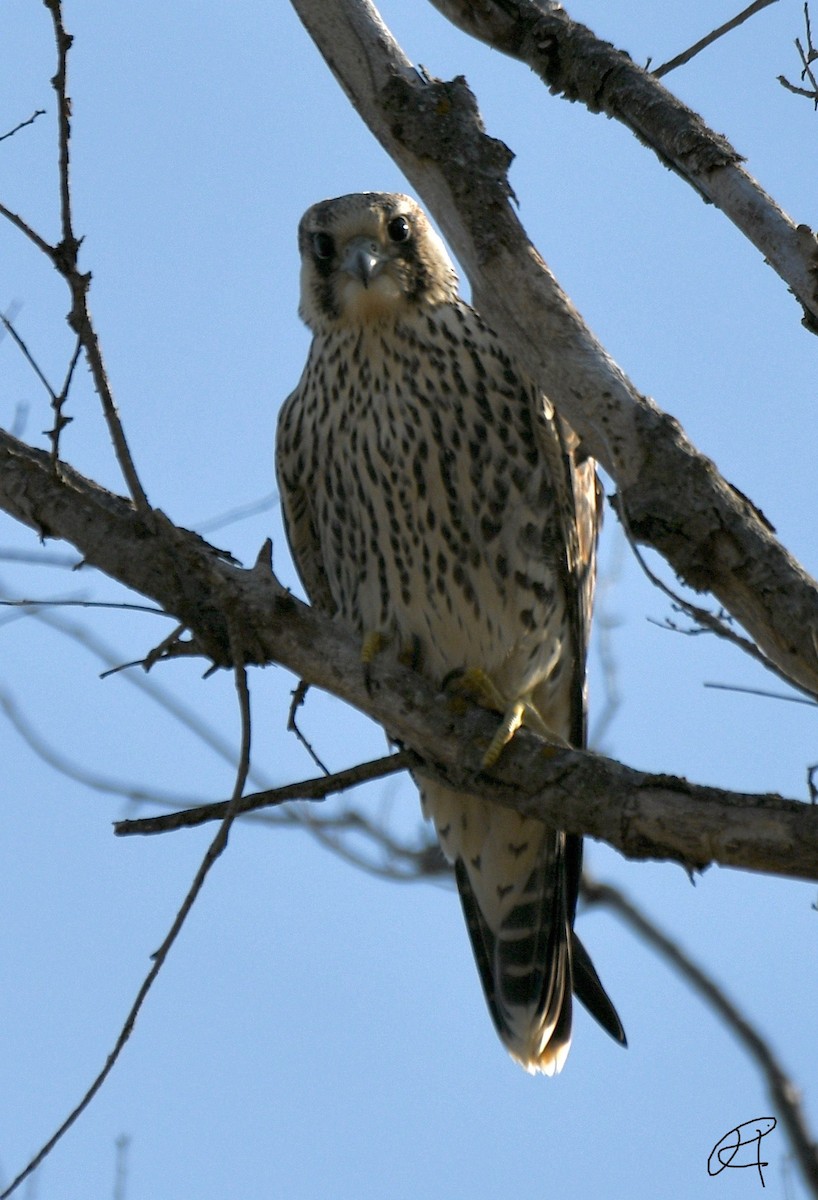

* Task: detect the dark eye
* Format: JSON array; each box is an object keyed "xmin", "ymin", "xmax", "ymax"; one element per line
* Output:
[
  {"xmin": 387, "ymin": 215, "xmax": 411, "ymax": 244},
  {"xmin": 312, "ymin": 231, "xmax": 335, "ymax": 260}
]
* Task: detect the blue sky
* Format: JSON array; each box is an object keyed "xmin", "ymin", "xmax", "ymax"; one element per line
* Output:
[{"xmin": 1, "ymin": 2, "xmax": 817, "ymax": 1197}]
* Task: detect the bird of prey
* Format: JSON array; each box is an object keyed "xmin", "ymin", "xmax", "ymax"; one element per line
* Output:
[{"xmin": 276, "ymin": 192, "xmax": 625, "ymax": 1074}]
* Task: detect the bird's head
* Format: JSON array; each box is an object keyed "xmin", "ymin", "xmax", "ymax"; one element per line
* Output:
[{"xmin": 297, "ymin": 192, "xmax": 459, "ymax": 331}]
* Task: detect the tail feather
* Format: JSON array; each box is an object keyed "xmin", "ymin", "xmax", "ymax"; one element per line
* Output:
[
  {"xmin": 422, "ymin": 780, "xmax": 624, "ymax": 1071},
  {"xmin": 572, "ymin": 931, "xmax": 627, "ymax": 1046},
  {"xmin": 455, "ymin": 841, "xmax": 572, "ymax": 1075}
]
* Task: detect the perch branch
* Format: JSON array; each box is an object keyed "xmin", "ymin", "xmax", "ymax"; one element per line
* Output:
[
  {"xmin": 288, "ymin": 0, "xmax": 818, "ymax": 701},
  {"xmin": 1, "ymin": 428, "xmax": 817, "ymax": 881}
]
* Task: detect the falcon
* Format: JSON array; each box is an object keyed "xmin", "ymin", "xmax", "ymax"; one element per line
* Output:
[{"xmin": 276, "ymin": 192, "xmax": 625, "ymax": 1073}]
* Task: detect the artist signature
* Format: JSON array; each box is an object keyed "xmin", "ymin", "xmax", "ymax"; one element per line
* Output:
[{"xmin": 708, "ymin": 1117, "xmax": 777, "ymax": 1187}]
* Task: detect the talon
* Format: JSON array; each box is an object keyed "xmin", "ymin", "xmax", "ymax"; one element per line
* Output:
[
  {"xmin": 444, "ymin": 667, "xmax": 505, "ymax": 711},
  {"xmin": 445, "ymin": 669, "xmax": 572, "ymax": 770},
  {"xmin": 482, "ymin": 700, "xmax": 525, "ymax": 768}
]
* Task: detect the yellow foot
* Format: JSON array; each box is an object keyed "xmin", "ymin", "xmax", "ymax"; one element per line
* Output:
[
  {"xmin": 361, "ymin": 631, "xmax": 385, "ymax": 693},
  {"xmin": 445, "ymin": 667, "xmax": 570, "ymax": 768},
  {"xmin": 361, "ymin": 631, "xmax": 385, "ymax": 665},
  {"xmin": 483, "ymin": 699, "xmax": 526, "ymax": 767},
  {"xmin": 445, "ymin": 666, "xmax": 505, "ymax": 709}
]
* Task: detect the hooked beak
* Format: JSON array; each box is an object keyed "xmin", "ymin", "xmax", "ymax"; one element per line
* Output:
[{"xmin": 341, "ymin": 237, "xmax": 387, "ymax": 288}]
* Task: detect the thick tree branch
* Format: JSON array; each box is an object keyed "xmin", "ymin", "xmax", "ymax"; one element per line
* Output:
[
  {"xmin": 2, "ymin": 428, "xmax": 818, "ymax": 881},
  {"xmin": 289, "ymin": 0, "xmax": 818, "ymax": 701},
  {"xmin": 427, "ymin": 0, "xmax": 818, "ymax": 327}
]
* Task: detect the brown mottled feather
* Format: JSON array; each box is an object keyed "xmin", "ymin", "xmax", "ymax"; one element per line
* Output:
[{"xmin": 276, "ymin": 192, "xmax": 623, "ymax": 1071}]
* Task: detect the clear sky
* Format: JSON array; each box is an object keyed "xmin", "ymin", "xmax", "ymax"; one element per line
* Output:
[{"xmin": 1, "ymin": 2, "xmax": 817, "ymax": 1198}]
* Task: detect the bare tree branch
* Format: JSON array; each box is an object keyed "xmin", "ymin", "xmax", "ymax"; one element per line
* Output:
[
  {"xmin": 0, "ymin": 108, "xmax": 46, "ymax": 143},
  {"xmin": 3, "ymin": 8, "xmax": 814, "ymax": 1192},
  {"xmin": 651, "ymin": 0, "xmax": 779, "ymax": 78},
  {"xmin": 112, "ymin": 1134, "xmax": 130, "ymax": 1200},
  {"xmin": 423, "ymin": 0, "xmax": 818, "ymax": 325},
  {"xmin": 113, "ymin": 751, "xmax": 415, "ymax": 835},
  {"xmin": 0, "ymin": 616, "xmax": 254, "ymax": 1200},
  {"xmin": 3, "ymin": 2, "xmax": 151, "ymax": 510},
  {"xmin": 779, "ymin": 3, "xmax": 818, "ymax": 107},
  {"xmin": 584, "ymin": 878, "xmax": 818, "ymax": 1196},
  {"xmin": 0, "ymin": 683, "xmax": 211, "ymax": 809},
  {"xmin": 1, "ymin": 429, "xmax": 816, "ymax": 880},
  {"xmin": 0, "ymin": 200, "xmax": 53, "ymax": 257},
  {"xmin": 288, "ymin": 0, "xmax": 818, "ymax": 703},
  {"xmin": 0, "ymin": 589, "xmax": 440, "ymax": 873}
]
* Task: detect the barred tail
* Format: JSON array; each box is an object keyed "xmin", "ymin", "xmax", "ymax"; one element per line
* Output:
[
  {"xmin": 422, "ymin": 780, "xmax": 625, "ymax": 1071},
  {"xmin": 455, "ymin": 833, "xmax": 573, "ymax": 1075}
]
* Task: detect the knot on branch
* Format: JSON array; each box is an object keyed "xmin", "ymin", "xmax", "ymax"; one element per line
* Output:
[
  {"xmin": 52, "ymin": 236, "xmax": 83, "ymax": 277},
  {"xmin": 524, "ymin": 10, "xmax": 625, "ymax": 110},
  {"xmin": 382, "ymin": 72, "xmax": 514, "ymax": 240},
  {"xmin": 521, "ymin": 7, "xmax": 739, "ymax": 175}
]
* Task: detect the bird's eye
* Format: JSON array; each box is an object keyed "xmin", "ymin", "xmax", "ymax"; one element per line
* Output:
[
  {"xmin": 387, "ymin": 215, "xmax": 411, "ymax": 244},
  {"xmin": 312, "ymin": 232, "xmax": 335, "ymax": 260}
]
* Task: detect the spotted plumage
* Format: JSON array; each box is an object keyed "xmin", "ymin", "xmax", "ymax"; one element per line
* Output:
[{"xmin": 276, "ymin": 192, "xmax": 624, "ymax": 1073}]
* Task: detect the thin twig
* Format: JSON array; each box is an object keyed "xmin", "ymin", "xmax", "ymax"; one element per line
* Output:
[
  {"xmin": 0, "ymin": 597, "xmax": 166, "ymax": 618},
  {"xmin": 583, "ymin": 878, "xmax": 818, "ymax": 1198},
  {"xmin": 0, "ymin": 310, "xmax": 57, "ymax": 402},
  {"xmin": 112, "ymin": 1134, "xmax": 130, "ymax": 1200},
  {"xmin": 779, "ymin": 3, "xmax": 818, "ymax": 106},
  {"xmin": 0, "ymin": 549, "xmax": 79, "ymax": 567},
  {"xmin": 0, "ymin": 592, "xmax": 427, "ymax": 874},
  {"xmin": 195, "ymin": 490, "xmax": 280, "ymax": 534},
  {"xmin": 114, "ymin": 751, "xmax": 415, "ymax": 835},
  {"xmin": 612, "ymin": 485, "xmax": 818, "ymax": 704},
  {"xmin": 0, "ymin": 684, "xmax": 212, "ymax": 809},
  {"xmin": 0, "ymin": 622, "xmax": 253, "ymax": 1200},
  {"xmin": 40, "ymin": 0, "xmax": 150, "ymax": 510},
  {"xmin": 0, "ymin": 109, "xmax": 46, "ymax": 143},
  {"xmin": 652, "ymin": 0, "xmax": 779, "ymax": 77},
  {"xmin": 0, "ymin": 309, "xmax": 80, "ymax": 461},
  {"xmin": 704, "ymin": 681, "xmax": 818, "ymax": 707},
  {"xmin": 48, "ymin": 334, "xmax": 82, "ymax": 463},
  {"xmin": 296, "ymin": 807, "xmax": 449, "ymax": 882},
  {"xmin": 0, "ymin": 202, "xmax": 54, "ymax": 257},
  {"xmin": 778, "ymin": 72, "xmax": 818, "ymax": 100},
  {"xmin": 287, "ymin": 680, "xmax": 331, "ymax": 775}
]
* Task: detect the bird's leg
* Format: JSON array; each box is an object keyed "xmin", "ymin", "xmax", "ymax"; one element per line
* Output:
[
  {"xmin": 362, "ymin": 631, "xmax": 422, "ymax": 692},
  {"xmin": 361, "ymin": 630, "xmax": 385, "ymax": 663},
  {"xmin": 484, "ymin": 698, "xmax": 571, "ymax": 767},
  {"xmin": 483, "ymin": 699, "xmax": 526, "ymax": 767},
  {"xmin": 445, "ymin": 666, "xmax": 505, "ymax": 709},
  {"xmin": 361, "ymin": 631, "xmax": 385, "ymax": 693},
  {"xmin": 445, "ymin": 667, "xmax": 569, "ymax": 767}
]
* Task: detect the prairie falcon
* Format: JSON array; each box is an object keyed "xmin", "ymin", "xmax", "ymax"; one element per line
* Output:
[{"xmin": 276, "ymin": 192, "xmax": 624, "ymax": 1073}]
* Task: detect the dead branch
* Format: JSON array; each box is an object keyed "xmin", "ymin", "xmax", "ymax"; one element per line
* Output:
[
  {"xmin": 779, "ymin": 2, "xmax": 818, "ymax": 106},
  {"xmin": 0, "ymin": 618, "xmax": 254, "ymax": 1200},
  {"xmin": 584, "ymin": 878, "xmax": 818, "ymax": 1195},
  {"xmin": 1, "ymin": 428, "xmax": 817, "ymax": 880},
  {"xmin": 114, "ymin": 751, "xmax": 415, "ymax": 835},
  {"xmin": 651, "ymin": 0, "xmax": 779, "ymax": 78},
  {"xmin": 289, "ymin": 0, "xmax": 818, "ymax": 703},
  {"xmin": 422, "ymin": 0, "xmax": 818, "ymax": 324},
  {"xmin": 0, "ymin": 3, "xmax": 150, "ymax": 509},
  {"xmin": 0, "ymin": 108, "xmax": 46, "ymax": 143}
]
